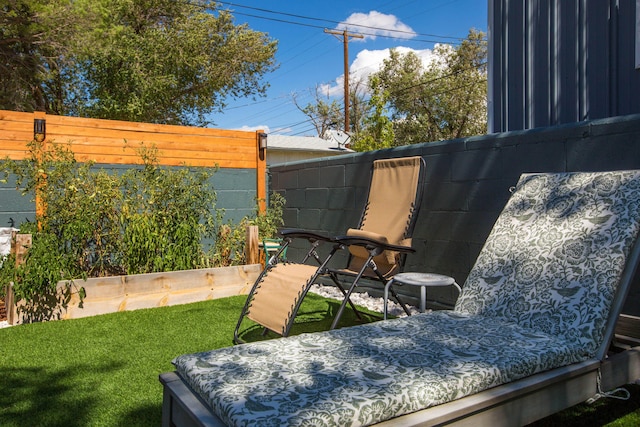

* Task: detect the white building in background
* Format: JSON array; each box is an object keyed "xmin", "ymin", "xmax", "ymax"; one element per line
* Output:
[{"xmin": 266, "ymin": 132, "xmax": 353, "ymax": 166}]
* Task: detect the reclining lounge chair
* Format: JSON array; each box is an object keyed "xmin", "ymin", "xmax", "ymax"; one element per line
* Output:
[
  {"xmin": 233, "ymin": 156, "xmax": 426, "ymax": 341},
  {"xmin": 161, "ymin": 170, "xmax": 640, "ymax": 426}
]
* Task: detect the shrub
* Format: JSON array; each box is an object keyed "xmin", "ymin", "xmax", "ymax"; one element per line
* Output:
[
  {"xmin": 0, "ymin": 140, "xmax": 284, "ymax": 313},
  {"xmin": 211, "ymin": 192, "xmax": 286, "ymax": 266}
]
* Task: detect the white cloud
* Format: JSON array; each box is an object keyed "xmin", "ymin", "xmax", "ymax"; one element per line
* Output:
[
  {"xmin": 336, "ymin": 11, "xmax": 416, "ymax": 41},
  {"xmin": 235, "ymin": 125, "xmax": 271, "ymax": 133},
  {"xmin": 322, "ymin": 46, "xmax": 437, "ymax": 97}
]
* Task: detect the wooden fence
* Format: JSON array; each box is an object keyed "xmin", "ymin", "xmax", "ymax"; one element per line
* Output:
[{"xmin": 0, "ymin": 110, "xmax": 267, "ymax": 209}]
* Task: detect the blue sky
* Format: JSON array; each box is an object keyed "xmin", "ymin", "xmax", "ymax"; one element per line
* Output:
[{"xmin": 209, "ymin": 1, "xmax": 488, "ymax": 136}]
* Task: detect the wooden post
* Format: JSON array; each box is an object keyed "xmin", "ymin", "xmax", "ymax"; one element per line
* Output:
[
  {"xmin": 13, "ymin": 233, "xmax": 32, "ymax": 266},
  {"xmin": 245, "ymin": 226, "xmax": 260, "ymax": 265},
  {"xmin": 34, "ymin": 111, "xmax": 47, "ymax": 228},
  {"xmin": 6, "ymin": 232, "xmax": 32, "ymax": 325},
  {"xmin": 5, "ymin": 283, "xmax": 14, "ymax": 326},
  {"xmin": 255, "ymin": 130, "xmax": 267, "ymax": 214}
]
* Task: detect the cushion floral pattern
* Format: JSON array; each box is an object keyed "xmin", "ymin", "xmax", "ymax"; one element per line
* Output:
[
  {"xmin": 174, "ymin": 312, "xmax": 584, "ymax": 427},
  {"xmin": 456, "ymin": 171, "xmax": 640, "ymax": 357},
  {"xmin": 173, "ymin": 171, "xmax": 640, "ymax": 427}
]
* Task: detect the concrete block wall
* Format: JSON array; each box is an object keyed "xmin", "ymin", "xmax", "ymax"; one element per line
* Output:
[
  {"xmin": 0, "ymin": 174, "xmax": 31, "ymax": 228},
  {"xmin": 269, "ymin": 114, "xmax": 640, "ymax": 313},
  {"xmin": 0, "ymin": 165, "xmax": 258, "ymax": 229}
]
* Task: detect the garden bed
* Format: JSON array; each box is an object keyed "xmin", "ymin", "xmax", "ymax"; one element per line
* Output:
[{"xmin": 7, "ymin": 264, "xmax": 262, "ymax": 324}]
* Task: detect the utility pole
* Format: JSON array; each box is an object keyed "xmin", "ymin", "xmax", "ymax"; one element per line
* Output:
[{"xmin": 324, "ymin": 28, "xmax": 363, "ymax": 133}]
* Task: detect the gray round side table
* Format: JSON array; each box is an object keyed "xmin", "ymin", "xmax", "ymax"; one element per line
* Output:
[{"xmin": 384, "ymin": 272, "xmax": 461, "ymax": 319}]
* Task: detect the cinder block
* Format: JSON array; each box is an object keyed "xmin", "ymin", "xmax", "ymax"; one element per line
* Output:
[
  {"xmin": 449, "ymin": 210, "xmax": 499, "ymax": 245},
  {"xmin": 427, "ymin": 181, "xmax": 472, "ymax": 211},
  {"xmin": 345, "ymin": 162, "xmax": 370, "ymax": 187},
  {"xmin": 322, "ymin": 165, "xmax": 346, "ymax": 188},
  {"xmin": 466, "ymin": 179, "xmax": 514, "ymax": 213},
  {"xmin": 298, "ymin": 209, "xmax": 321, "ymax": 229},
  {"xmin": 567, "ymin": 133, "xmax": 640, "ymax": 172},
  {"xmin": 284, "ymin": 188, "xmax": 306, "ymax": 207},
  {"xmin": 306, "ymin": 188, "xmax": 329, "ymax": 208},
  {"xmin": 329, "ymin": 187, "xmax": 356, "ymax": 210},
  {"xmin": 421, "ymin": 240, "xmax": 471, "ymax": 275},
  {"xmin": 299, "ymin": 168, "xmax": 321, "ymax": 189},
  {"xmin": 282, "ymin": 208, "xmax": 298, "ymax": 228},
  {"xmin": 212, "ymin": 169, "xmax": 254, "ymax": 190},
  {"xmin": 513, "ymin": 142, "xmax": 566, "ymax": 174},
  {"xmin": 451, "ymin": 145, "xmax": 518, "ymax": 181},
  {"xmin": 422, "ymin": 153, "xmax": 453, "ymax": 183},
  {"xmin": 277, "ymin": 169, "xmax": 299, "ymax": 189},
  {"xmin": 413, "ymin": 212, "xmax": 453, "ymax": 241}
]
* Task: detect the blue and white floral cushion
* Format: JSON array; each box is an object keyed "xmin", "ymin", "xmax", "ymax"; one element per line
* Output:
[
  {"xmin": 456, "ymin": 171, "xmax": 640, "ymax": 357},
  {"xmin": 173, "ymin": 171, "xmax": 640, "ymax": 427}
]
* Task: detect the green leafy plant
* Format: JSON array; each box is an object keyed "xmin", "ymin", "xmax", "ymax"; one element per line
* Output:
[
  {"xmin": 0, "ymin": 140, "xmax": 285, "ymax": 318},
  {"xmin": 119, "ymin": 144, "xmax": 220, "ymax": 274},
  {"xmin": 211, "ymin": 192, "xmax": 286, "ymax": 266}
]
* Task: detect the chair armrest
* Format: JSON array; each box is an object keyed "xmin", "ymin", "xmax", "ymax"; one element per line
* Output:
[
  {"xmin": 279, "ymin": 228, "xmax": 336, "ymax": 243},
  {"xmin": 334, "ymin": 235, "xmax": 416, "ymax": 254}
]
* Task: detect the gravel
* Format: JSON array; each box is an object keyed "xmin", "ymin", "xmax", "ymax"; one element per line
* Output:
[{"xmin": 309, "ymin": 284, "xmax": 422, "ymax": 317}]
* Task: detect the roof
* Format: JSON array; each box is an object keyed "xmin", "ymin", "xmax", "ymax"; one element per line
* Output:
[{"xmin": 266, "ymin": 134, "xmax": 353, "ymax": 153}]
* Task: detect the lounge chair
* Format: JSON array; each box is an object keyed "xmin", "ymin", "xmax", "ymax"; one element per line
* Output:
[
  {"xmin": 326, "ymin": 155, "xmax": 426, "ymax": 328},
  {"xmin": 161, "ymin": 170, "xmax": 640, "ymax": 426},
  {"xmin": 233, "ymin": 156, "xmax": 426, "ymax": 341}
]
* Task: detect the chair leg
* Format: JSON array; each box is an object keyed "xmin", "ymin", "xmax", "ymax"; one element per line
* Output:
[
  {"xmin": 388, "ymin": 285, "xmax": 412, "ymax": 316},
  {"xmin": 330, "ymin": 281, "xmax": 359, "ymax": 330},
  {"xmin": 329, "ymin": 273, "xmax": 363, "ymax": 321},
  {"xmin": 383, "ymin": 280, "xmax": 412, "ymax": 319},
  {"xmin": 330, "ymin": 255, "xmax": 377, "ymax": 329}
]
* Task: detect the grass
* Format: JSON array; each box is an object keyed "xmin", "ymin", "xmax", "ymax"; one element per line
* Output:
[{"xmin": 1, "ymin": 294, "xmax": 639, "ymax": 426}]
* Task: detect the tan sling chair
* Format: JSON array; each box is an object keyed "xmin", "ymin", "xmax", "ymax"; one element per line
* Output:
[{"xmin": 233, "ymin": 156, "xmax": 425, "ymax": 343}]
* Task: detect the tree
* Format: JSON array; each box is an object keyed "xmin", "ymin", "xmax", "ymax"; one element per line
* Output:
[
  {"xmin": 0, "ymin": 0, "xmax": 84, "ymax": 112},
  {"xmin": 350, "ymin": 75, "xmax": 394, "ymax": 152},
  {"xmin": 293, "ymin": 78, "xmax": 371, "ymax": 138},
  {"xmin": 372, "ymin": 29, "xmax": 487, "ymax": 144},
  {"xmin": 0, "ymin": 0, "xmax": 278, "ymax": 126},
  {"xmin": 293, "ymin": 86, "xmax": 343, "ymax": 138}
]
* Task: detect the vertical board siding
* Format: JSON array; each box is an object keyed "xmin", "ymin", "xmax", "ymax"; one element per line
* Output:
[{"xmin": 489, "ymin": 0, "xmax": 640, "ymax": 132}]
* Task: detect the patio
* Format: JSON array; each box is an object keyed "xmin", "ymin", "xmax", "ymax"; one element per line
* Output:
[{"xmin": 3, "ymin": 114, "xmax": 640, "ymax": 426}]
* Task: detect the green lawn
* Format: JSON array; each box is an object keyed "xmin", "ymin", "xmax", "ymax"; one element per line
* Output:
[{"xmin": 1, "ymin": 295, "xmax": 639, "ymax": 426}]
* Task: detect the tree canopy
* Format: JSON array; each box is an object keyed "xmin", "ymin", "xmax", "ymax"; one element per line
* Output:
[
  {"xmin": 371, "ymin": 29, "xmax": 487, "ymax": 146},
  {"xmin": 0, "ymin": 0, "xmax": 278, "ymax": 125},
  {"xmin": 292, "ymin": 86, "xmax": 343, "ymax": 139},
  {"xmin": 292, "ymin": 29, "xmax": 486, "ymax": 151}
]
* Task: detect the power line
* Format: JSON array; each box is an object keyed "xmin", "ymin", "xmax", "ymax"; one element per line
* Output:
[
  {"xmin": 218, "ymin": 2, "xmax": 475, "ymax": 44},
  {"xmin": 230, "ymin": 11, "xmax": 466, "ymax": 45}
]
